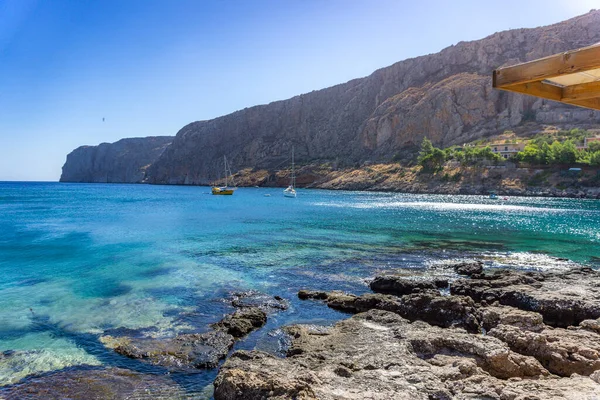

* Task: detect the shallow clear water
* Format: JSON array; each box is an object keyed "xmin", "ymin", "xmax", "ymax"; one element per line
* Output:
[{"xmin": 0, "ymin": 182, "xmax": 599, "ymax": 395}]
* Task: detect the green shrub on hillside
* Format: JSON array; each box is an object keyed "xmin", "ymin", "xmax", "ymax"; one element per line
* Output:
[
  {"xmin": 418, "ymin": 138, "xmax": 446, "ymax": 172},
  {"xmin": 515, "ymin": 139, "xmax": 599, "ymax": 166}
]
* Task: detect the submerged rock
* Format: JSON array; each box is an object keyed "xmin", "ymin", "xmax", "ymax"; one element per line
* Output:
[
  {"xmin": 101, "ymin": 330, "xmax": 235, "ymax": 370},
  {"xmin": 0, "ymin": 367, "xmax": 185, "ymax": 399},
  {"xmin": 214, "ymin": 309, "xmax": 600, "ymax": 400},
  {"xmin": 228, "ymin": 291, "xmax": 289, "ymax": 313},
  {"xmin": 0, "ymin": 347, "xmax": 102, "ymax": 387},
  {"xmin": 101, "ymin": 294, "xmax": 279, "ymax": 370},
  {"xmin": 451, "ymin": 267, "xmax": 600, "ymax": 327}
]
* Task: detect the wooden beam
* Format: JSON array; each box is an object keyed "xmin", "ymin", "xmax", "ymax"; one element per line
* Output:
[
  {"xmin": 562, "ymin": 81, "xmax": 600, "ymax": 102},
  {"xmin": 493, "ymin": 44, "xmax": 600, "ymax": 88},
  {"xmin": 494, "ymin": 80, "xmax": 600, "ymax": 111},
  {"xmin": 565, "ymin": 97, "xmax": 600, "ymax": 111},
  {"xmin": 496, "ymin": 80, "xmax": 563, "ymax": 101}
]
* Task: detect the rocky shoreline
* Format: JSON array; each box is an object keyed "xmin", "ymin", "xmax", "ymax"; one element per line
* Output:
[
  {"xmin": 2, "ymin": 266, "xmax": 599, "ymax": 399},
  {"xmin": 214, "ymin": 266, "xmax": 600, "ymax": 399},
  {"xmin": 231, "ymin": 163, "xmax": 600, "ymax": 200}
]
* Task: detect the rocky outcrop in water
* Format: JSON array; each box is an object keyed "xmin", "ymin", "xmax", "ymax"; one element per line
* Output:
[
  {"xmin": 297, "ymin": 289, "xmax": 481, "ymax": 332},
  {"xmin": 60, "ymin": 136, "xmax": 173, "ymax": 183},
  {"xmin": 0, "ymin": 367, "xmax": 186, "ymax": 399},
  {"xmin": 100, "ymin": 292, "xmax": 285, "ymax": 371},
  {"xmin": 214, "ymin": 267, "xmax": 600, "ymax": 399},
  {"xmin": 144, "ymin": 11, "xmax": 600, "ymax": 185},
  {"xmin": 101, "ymin": 330, "xmax": 236, "ymax": 370}
]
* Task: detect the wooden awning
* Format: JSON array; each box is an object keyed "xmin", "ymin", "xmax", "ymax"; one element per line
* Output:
[{"xmin": 493, "ymin": 43, "xmax": 600, "ymax": 110}]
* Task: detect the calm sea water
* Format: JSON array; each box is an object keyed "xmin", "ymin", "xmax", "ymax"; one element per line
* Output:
[{"xmin": 0, "ymin": 182, "xmax": 599, "ymax": 395}]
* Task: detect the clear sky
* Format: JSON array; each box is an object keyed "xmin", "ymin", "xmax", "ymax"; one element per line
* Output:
[{"xmin": 0, "ymin": 0, "xmax": 596, "ymax": 181}]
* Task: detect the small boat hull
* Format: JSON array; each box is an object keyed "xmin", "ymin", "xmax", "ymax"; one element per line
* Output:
[
  {"xmin": 212, "ymin": 187, "xmax": 236, "ymax": 195},
  {"xmin": 283, "ymin": 187, "xmax": 296, "ymax": 198}
]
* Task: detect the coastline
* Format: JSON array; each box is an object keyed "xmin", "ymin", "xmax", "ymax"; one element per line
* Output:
[
  {"xmin": 1, "ymin": 183, "xmax": 599, "ymax": 399},
  {"xmin": 213, "ymin": 265, "xmax": 600, "ymax": 399},
  {"xmin": 55, "ymin": 161, "xmax": 600, "ymax": 200},
  {"xmin": 200, "ymin": 163, "xmax": 600, "ymax": 200},
  {"xmin": 3, "ymin": 263, "xmax": 600, "ymax": 399}
]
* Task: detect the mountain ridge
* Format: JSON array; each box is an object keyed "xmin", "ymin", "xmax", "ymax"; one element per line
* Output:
[
  {"xmin": 61, "ymin": 10, "xmax": 600, "ymax": 184},
  {"xmin": 60, "ymin": 136, "xmax": 173, "ymax": 183}
]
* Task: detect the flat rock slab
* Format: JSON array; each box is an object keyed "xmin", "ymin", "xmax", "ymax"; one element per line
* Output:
[
  {"xmin": 0, "ymin": 367, "xmax": 185, "ymax": 400},
  {"xmin": 369, "ymin": 276, "xmax": 448, "ymax": 296},
  {"xmin": 299, "ymin": 290, "xmax": 481, "ymax": 332},
  {"xmin": 451, "ymin": 267, "xmax": 600, "ymax": 327},
  {"xmin": 101, "ymin": 330, "xmax": 235, "ymax": 370},
  {"xmin": 489, "ymin": 323, "xmax": 600, "ymax": 377},
  {"xmin": 214, "ymin": 310, "xmax": 600, "ymax": 400}
]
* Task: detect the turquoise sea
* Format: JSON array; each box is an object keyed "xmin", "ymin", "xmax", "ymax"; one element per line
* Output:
[{"xmin": 0, "ymin": 182, "xmax": 599, "ymax": 396}]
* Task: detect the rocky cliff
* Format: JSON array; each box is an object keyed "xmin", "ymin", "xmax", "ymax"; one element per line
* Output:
[
  {"xmin": 62, "ymin": 11, "xmax": 600, "ymax": 185},
  {"xmin": 60, "ymin": 136, "xmax": 173, "ymax": 183},
  {"xmin": 144, "ymin": 10, "xmax": 600, "ymax": 185}
]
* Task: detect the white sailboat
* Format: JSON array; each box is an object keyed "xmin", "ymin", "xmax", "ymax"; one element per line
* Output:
[{"xmin": 283, "ymin": 147, "xmax": 297, "ymax": 198}]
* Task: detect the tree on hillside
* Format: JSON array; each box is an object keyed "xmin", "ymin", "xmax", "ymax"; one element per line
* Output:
[
  {"xmin": 420, "ymin": 148, "xmax": 446, "ymax": 172},
  {"xmin": 516, "ymin": 144, "xmax": 540, "ymax": 164},
  {"xmin": 539, "ymin": 142, "xmax": 553, "ymax": 164},
  {"xmin": 418, "ymin": 137, "xmax": 434, "ymax": 163},
  {"xmin": 418, "ymin": 137, "xmax": 446, "ymax": 172},
  {"xmin": 589, "ymin": 141, "xmax": 600, "ymax": 152},
  {"xmin": 556, "ymin": 140, "xmax": 577, "ymax": 164}
]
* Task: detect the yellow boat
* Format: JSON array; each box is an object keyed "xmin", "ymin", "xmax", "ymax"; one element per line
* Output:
[
  {"xmin": 212, "ymin": 155, "xmax": 237, "ymax": 196},
  {"xmin": 211, "ymin": 187, "xmax": 235, "ymax": 195}
]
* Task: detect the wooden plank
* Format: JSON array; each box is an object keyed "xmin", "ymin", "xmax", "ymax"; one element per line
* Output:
[
  {"xmin": 565, "ymin": 97, "xmax": 600, "ymax": 111},
  {"xmin": 562, "ymin": 81, "xmax": 600, "ymax": 102},
  {"xmin": 493, "ymin": 44, "xmax": 600, "ymax": 88},
  {"xmin": 496, "ymin": 80, "xmax": 563, "ymax": 101},
  {"xmin": 494, "ymin": 82, "xmax": 600, "ymax": 111}
]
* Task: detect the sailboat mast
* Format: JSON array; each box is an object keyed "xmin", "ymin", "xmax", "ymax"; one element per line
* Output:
[
  {"xmin": 224, "ymin": 155, "xmax": 228, "ymax": 187},
  {"xmin": 292, "ymin": 147, "xmax": 295, "ymax": 189}
]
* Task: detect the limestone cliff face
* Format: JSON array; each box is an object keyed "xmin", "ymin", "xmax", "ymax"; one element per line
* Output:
[
  {"xmin": 60, "ymin": 137, "xmax": 173, "ymax": 183},
  {"xmin": 63, "ymin": 12, "xmax": 600, "ymax": 185},
  {"xmin": 146, "ymin": 11, "xmax": 600, "ymax": 185}
]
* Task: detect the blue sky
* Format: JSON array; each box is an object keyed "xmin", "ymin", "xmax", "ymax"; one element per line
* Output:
[{"xmin": 0, "ymin": 0, "xmax": 596, "ymax": 181}]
